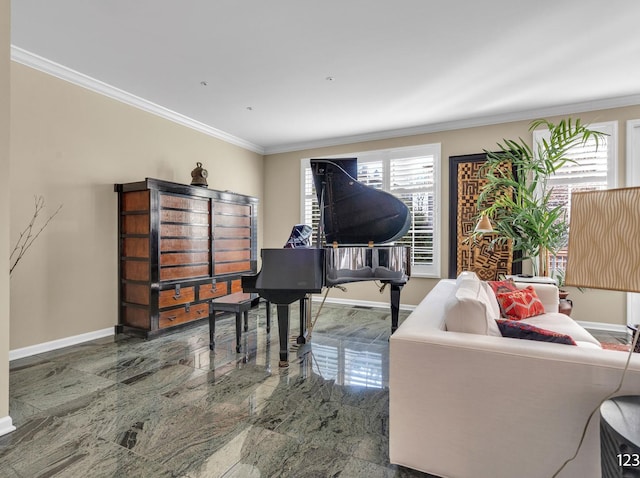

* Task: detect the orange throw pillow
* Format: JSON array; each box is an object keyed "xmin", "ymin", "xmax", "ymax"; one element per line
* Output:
[
  {"xmin": 495, "ymin": 286, "xmax": 545, "ymax": 321},
  {"xmin": 487, "ymin": 279, "xmax": 518, "ymax": 295}
]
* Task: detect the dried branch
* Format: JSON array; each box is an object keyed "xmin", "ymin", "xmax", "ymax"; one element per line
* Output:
[{"xmin": 10, "ymin": 196, "xmax": 63, "ymax": 275}]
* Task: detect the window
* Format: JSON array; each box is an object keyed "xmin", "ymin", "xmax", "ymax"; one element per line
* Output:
[
  {"xmin": 533, "ymin": 121, "xmax": 618, "ymax": 276},
  {"xmin": 300, "ymin": 143, "xmax": 441, "ymax": 277}
]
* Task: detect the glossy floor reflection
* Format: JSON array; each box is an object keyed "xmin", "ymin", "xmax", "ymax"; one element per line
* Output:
[{"xmin": 1, "ymin": 302, "xmax": 437, "ymax": 478}]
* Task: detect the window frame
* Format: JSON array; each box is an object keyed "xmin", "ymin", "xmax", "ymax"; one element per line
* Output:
[{"xmin": 299, "ymin": 143, "xmax": 441, "ymax": 278}]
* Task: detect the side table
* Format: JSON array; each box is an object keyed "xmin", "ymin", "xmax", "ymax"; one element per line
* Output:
[
  {"xmin": 209, "ymin": 292, "xmax": 268, "ymax": 353},
  {"xmin": 600, "ymin": 395, "xmax": 640, "ymax": 477},
  {"xmin": 628, "ymin": 324, "xmax": 640, "ymax": 353}
]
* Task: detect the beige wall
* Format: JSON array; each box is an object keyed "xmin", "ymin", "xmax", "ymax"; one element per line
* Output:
[
  {"xmin": 9, "ymin": 63, "xmax": 264, "ymax": 350},
  {"xmin": 265, "ymin": 105, "xmax": 640, "ymax": 326},
  {"xmin": 1, "ymin": 0, "xmax": 10, "ymax": 419},
  {"xmin": 7, "ymin": 51, "xmax": 640, "ymax": 358}
]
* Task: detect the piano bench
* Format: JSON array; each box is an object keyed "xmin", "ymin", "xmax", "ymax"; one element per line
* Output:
[{"xmin": 209, "ymin": 292, "xmax": 270, "ymax": 353}]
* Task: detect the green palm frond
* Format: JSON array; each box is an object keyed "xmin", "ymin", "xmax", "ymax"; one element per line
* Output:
[{"xmin": 473, "ymin": 117, "xmax": 607, "ymax": 275}]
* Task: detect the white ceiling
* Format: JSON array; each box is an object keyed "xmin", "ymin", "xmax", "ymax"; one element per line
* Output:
[{"xmin": 10, "ymin": 0, "xmax": 640, "ymax": 154}]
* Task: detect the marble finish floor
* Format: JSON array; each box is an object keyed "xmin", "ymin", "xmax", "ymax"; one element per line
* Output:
[
  {"xmin": 589, "ymin": 328, "xmax": 633, "ymax": 347},
  {"xmin": 1, "ymin": 302, "xmax": 437, "ymax": 478}
]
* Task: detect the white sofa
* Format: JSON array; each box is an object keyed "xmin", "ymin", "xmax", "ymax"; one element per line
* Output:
[{"xmin": 389, "ymin": 276, "xmax": 640, "ymax": 478}]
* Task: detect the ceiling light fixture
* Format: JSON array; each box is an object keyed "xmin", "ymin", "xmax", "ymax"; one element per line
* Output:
[
  {"xmin": 325, "ymin": 76, "xmax": 335, "ymax": 82},
  {"xmin": 200, "ymin": 81, "xmax": 208, "ymax": 86}
]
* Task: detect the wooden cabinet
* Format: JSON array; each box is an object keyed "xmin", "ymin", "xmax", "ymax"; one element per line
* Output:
[{"xmin": 115, "ymin": 178, "xmax": 258, "ymax": 338}]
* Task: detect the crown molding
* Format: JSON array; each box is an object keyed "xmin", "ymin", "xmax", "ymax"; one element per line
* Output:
[
  {"xmin": 10, "ymin": 46, "xmax": 265, "ymax": 155},
  {"xmin": 11, "ymin": 46, "xmax": 640, "ymax": 157},
  {"xmin": 264, "ymin": 94, "xmax": 640, "ymax": 155}
]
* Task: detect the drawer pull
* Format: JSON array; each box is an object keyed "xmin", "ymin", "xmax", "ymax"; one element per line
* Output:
[
  {"xmin": 167, "ymin": 315, "xmax": 177, "ymax": 321},
  {"xmin": 173, "ymin": 284, "xmax": 181, "ymax": 299}
]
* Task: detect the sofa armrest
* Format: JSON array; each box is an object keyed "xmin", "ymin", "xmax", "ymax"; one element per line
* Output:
[
  {"xmin": 389, "ymin": 330, "xmax": 640, "ymax": 478},
  {"xmin": 516, "ymin": 282, "xmax": 559, "ymax": 313}
]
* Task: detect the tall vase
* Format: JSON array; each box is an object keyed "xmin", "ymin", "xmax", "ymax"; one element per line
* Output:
[{"xmin": 558, "ymin": 290, "xmax": 573, "ymax": 316}]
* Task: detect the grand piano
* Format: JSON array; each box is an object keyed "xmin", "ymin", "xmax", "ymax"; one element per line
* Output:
[{"xmin": 242, "ymin": 158, "xmax": 411, "ymax": 366}]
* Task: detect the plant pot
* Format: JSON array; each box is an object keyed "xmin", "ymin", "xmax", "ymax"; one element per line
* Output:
[{"xmin": 558, "ymin": 290, "xmax": 573, "ymax": 316}]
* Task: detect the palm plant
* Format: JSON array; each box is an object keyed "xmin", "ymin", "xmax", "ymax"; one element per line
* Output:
[{"xmin": 475, "ymin": 118, "xmax": 606, "ymax": 277}]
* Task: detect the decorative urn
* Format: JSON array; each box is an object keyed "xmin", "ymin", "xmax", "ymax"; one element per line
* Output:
[{"xmin": 190, "ymin": 162, "xmax": 208, "ymax": 187}]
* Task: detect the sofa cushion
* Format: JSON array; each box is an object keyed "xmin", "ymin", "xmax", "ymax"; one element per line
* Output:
[
  {"xmin": 496, "ymin": 319, "xmax": 577, "ymax": 345},
  {"xmin": 480, "ymin": 281, "xmax": 502, "ymax": 321},
  {"xmin": 456, "ymin": 270, "xmax": 479, "ymax": 286},
  {"xmin": 521, "ymin": 312, "xmax": 602, "ymax": 348},
  {"xmin": 444, "ymin": 274, "xmax": 502, "ymax": 336},
  {"xmin": 495, "ymin": 286, "xmax": 545, "ymax": 320}
]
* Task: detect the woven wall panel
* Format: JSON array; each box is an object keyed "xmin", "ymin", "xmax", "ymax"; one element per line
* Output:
[{"xmin": 455, "ymin": 160, "xmax": 513, "ymax": 280}]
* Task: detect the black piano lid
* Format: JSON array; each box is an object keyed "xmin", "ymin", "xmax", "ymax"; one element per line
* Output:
[{"xmin": 310, "ymin": 159, "xmax": 411, "ymax": 245}]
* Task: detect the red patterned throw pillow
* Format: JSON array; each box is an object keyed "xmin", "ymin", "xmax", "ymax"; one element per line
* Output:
[
  {"xmin": 495, "ymin": 286, "xmax": 545, "ymax": 321},
  {"xmin": 487, "ymin": 279, "xmax": 518, "ymax": 295},
  {"xmin": 496, "ymin": 319, "xmax": 577, "ymax": 345}
]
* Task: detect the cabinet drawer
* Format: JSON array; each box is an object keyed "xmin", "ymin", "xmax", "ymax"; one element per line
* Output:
[
  {"xmin": 214, "ymin": 261, "xmax": 251, "ymax": 275},
  {"xmin": 160, "ymin": 264, "xmax": 209, "ymax": 281},
  {"xmin": 199, "ymin": 282, "xmax": 228, "ymax": 300},
  {"xmin": 160, "ymin": 209, "xmax": 209, "ymax": 225},
  {"xmin": 214, "ymin": 227, "xmax": 250, "ymax": 239},
  {"xmin": 159, "ymin": 303, "xmax": 208, "ymax": 328},
  {"xmin": 230, "ymin": 279, "xmax": 243, "ymax": 293},
  {"xmin": 161, "ymin": 224, "xmax": 209, "ymax": 238},
  {"xmin": 215, "ymin": 202, "xmax": 250, "ymax": 216},
  {"xmin": 161, "ymin": 252, "xmax": 210, "ymax": 266},
  {"xmin": 215, "ymin": 214, "xmax": 250, "ymax": 227},
  {"xmin": 161, "ymin": 238, "xmax": 210, "ymax": 252},
  {"xmin": 159, "ymin": 286, "xmax": 195, "ymax": 308},
  {"xmin": 160, "ymin": 194, "xmax": 209, "ymax": 212},
  {"xmin": 215, "ymin": 250, "xmax": 250, "ymax": 262}
]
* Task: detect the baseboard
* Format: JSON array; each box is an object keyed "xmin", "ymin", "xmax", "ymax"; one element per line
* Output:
[
  {"xmin": 313, "ymin": 300, "xmax": 627, "ymax": 332},
  {"xmin": 0, "ymin": 416, "xmax": 16, "ymax": 437},
  {"xmin": 311, "ymin": 295, "xmax": 416, "ymax": 312},
  {"xmin": 9, "ymin": 327, "xmax": 115, "ymax": 361},
  {"xmin": 577, "ymin": 320, "xmax": 628, "ymax": 334}
]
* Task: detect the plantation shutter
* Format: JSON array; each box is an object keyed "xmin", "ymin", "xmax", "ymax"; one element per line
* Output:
[
  {"xmin": 388, "ymin": 156, "xmax": 436, "ymax": 268},
  {"xmin": 303, "ymin": 166, "xmax": 320, "ymax": 242},
  {"xmin": 357, "ymin": 160, "xmax": 384, "ymax": 188},
  {"xmin": 547, "ymin": 134, "xmax": 610, "ymax": 222},
  {"xmin": 534, "ymin": 122, "xmax": 616, "ymax": 275}
]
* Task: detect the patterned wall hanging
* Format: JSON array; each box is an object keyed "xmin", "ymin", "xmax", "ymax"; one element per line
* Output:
[{"xmin": 448, "ymin": 153, "xmax": 521, "ymax": 280}]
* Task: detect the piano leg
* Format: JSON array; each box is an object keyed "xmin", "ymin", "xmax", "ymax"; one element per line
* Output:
[
  {"xmin": 235, "ymin": 311, "xmax": 243, "ymax": 353},
  {"xmin": 390, "ymin": 283, "xmax": 403, "ymax": 333},
  {"xmin": 276, "ymin": 304, "xmax": 291, "ymax": 367},
  {"xmin": 297, "ymin": 296, "xmax": 309, "ymax": 345},
  {"xmin": 265, "ymin": 300, "xmax": 271, "ymax": 334}
]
